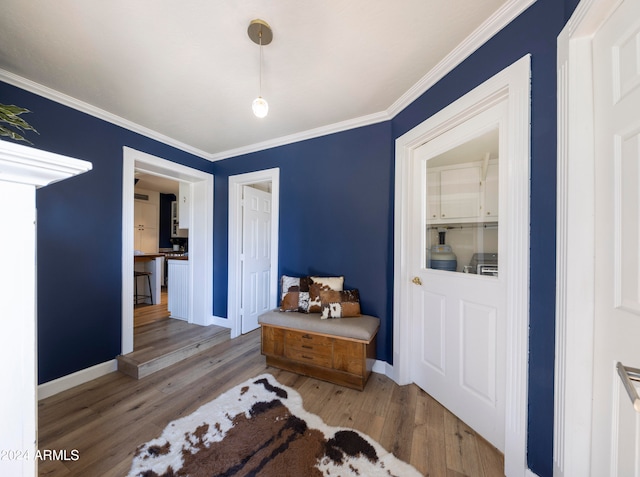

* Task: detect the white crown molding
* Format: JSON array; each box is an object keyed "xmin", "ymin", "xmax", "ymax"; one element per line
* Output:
[
  {"xmin": 0, "ymin": 0, "xmax": 535, "ymax": 162},
  {"xmin": 387, "ymin": 0, "xmax": 536, "ymax": 117},
  {"xmin": 0, "ymin": 69, "xmax": 213, "ymax": 160},
  {"xmin": 208, "ymin": 111, "xmax": 391, "ymax": 161}
]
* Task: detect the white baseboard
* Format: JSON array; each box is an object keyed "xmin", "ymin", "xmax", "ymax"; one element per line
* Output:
[
  {"xmin": 525, "ymin": 469, "xmax": 540, "ymax": 477},
  {"xmin": 207, "ymin": 315, "xmax": 232, "ymax": 328},
  {"xmin": 372, "ymin": 359, "xmax": 395, "ymax": 379},
  {"xmin": 38, "ymin": 360, "xmax": 117, "ymax": 400}
]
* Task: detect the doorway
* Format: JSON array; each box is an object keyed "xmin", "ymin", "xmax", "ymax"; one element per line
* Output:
[
  {"xmin": 228, "ymin": 168, "xmax": 280, "ymax": 338},
  {"xmin": 121, "ymin": 147, "xmax": 214, "ymax": 355},
  {"xmin": 132, "ymin": 172, "xmax": 181, "ymax": 328},
  {"xmin": 394, "ymin": 55, "xmax": 531, "ymax": 476}
]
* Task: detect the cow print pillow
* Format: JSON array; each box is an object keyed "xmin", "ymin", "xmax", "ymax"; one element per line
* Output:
[
  {"xmin": 279, "ymin": 275, "xmax": 311, "ymax": 313},
  {"xmin": 308, "ymin": 276, "xmax": 344, "ymax": 313},
  {"xmin": 320, "ymin": 289, "xmax": 361, "ymax": 319}
]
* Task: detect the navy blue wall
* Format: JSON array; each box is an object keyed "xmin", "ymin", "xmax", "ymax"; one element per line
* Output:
[
  {"xmin": 159, "ymin": 193, "xmax": 176, "ymax": 249},
  {"xmin": 0, "ymin": 82, "xmax": 213, "ymax": 384},
  {"xmin": 211, "ymin": 123, "xmax": 395, "ymax": 361}
]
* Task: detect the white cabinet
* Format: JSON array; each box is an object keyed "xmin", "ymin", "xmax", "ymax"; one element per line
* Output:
[
  {"xmin": 440, "ymin": 166, "xmax": 481, "ymax": 220},
  {"xmin": 171, "ymin": 201, "xmax": 188, "ymax": 238},
  {"xmin": 426, "ymin": 172, "xmax": 441, "ymax": 220},
  {"xmin": 426, "ymin": 160, "xmax": 498, "ymax": 225},
  {"xmin": 168, "ymin": 258, "xmax": 189, "ymax": 320},
  {"xmin": 134, "ymin": 199, "xmax": 158, "ymax": 253},
  {"xmin": 483, "ymin": 163, "xmax": 499, "ymax": 218},
  {"xmin": 178, "ymin": 182, "xmax": 190, "ymax": 229},
  {"xmin": 134, "ymin": 200, "xmax": 157, "ymax": 228}
]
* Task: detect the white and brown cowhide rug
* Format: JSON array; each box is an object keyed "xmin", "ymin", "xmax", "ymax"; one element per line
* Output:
[{"xmin": 127, "ymin": 373, "xmax": 422, "ymax": 477}]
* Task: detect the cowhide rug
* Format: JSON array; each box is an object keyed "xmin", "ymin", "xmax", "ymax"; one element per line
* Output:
[{"xmin": 127, "ymin": 373, "xmax": 422, "ymax": 477}]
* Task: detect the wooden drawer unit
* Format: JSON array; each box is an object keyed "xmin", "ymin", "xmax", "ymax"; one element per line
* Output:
[{"xmin": 260, "ymin": 323, "xmax": 378, "ymax": 391}]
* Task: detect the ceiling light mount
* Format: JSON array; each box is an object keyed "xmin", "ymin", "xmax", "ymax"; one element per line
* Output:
[
  {"xmin": 248, "ymin": 19, "xmax": 273, "ymax": 46},
  {"xmin": 248, "ymin": 19, "xmax": 272, "ymax": 118}
]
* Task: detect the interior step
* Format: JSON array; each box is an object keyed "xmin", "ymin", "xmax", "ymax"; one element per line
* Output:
[{"xmin": 117, "ymin": 319, "xmax": 231, "ymax": 379}]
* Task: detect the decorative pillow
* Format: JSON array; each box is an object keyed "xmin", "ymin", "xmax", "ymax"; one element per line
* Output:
[
  {"xmin": 308, "ymin": 276, "xmax": 344, "ymax": 313},
  {"xmin": 320, "ymin": 289, "xmax": 361, "ymax": 319},
  {"xmin": 279, "ymin": 275, "xmax": 311, "ymax": 312}
]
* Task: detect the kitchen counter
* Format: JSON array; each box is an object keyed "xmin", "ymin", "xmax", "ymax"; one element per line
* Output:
[
  {"xmin": 134, "ymin": 254, "xmax": 164, "ymax": 305},
  {"xmin": 134, "ymin": 253, "xmax": 164, "ymax": 261},
  {"xmin": 168, "ymin": 258, "xmax": 189, "ymax": 320}
]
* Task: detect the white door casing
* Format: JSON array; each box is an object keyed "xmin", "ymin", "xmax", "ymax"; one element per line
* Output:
[
  {"xmin": 409, "ymin": 101, "xmax": 508, "ymax": 451},
  {"xmin": 555, "ymin": 1, "xmax": 640, "ymax": 475},
  {"xmin": 228, "ymin": 168, "xmax": 280, "ymax": 339},
  {"xmin": 394, "ymin": 55, "xmax": 531, "ymax": 477},
  {"xmin": 122, "ymin": 147, "xmax": 214, "ymax": 355},
  {"xmin": 241, "ymin": 185, "xmax": 272, "ymax": 334}
]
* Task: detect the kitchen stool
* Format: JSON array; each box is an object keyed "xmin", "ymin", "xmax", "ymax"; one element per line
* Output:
[{"xmin": 134, "ymin": 271, "xmax": 153, "ymax": 305}]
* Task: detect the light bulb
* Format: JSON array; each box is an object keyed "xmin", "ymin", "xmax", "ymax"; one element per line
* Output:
[{"xmin": 252, "ymin": 96, "xmax": 268, "ymax": 118}]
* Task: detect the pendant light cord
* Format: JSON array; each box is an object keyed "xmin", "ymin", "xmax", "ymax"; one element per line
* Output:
[{"xmin": 258, "ymin": 30, "xmax": 263, "ymax": 96}]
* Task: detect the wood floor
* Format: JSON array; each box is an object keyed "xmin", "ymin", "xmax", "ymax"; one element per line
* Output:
[
  {"xmin": 133, "ymin": 287, "xmax": 170, "ymax": 328},
  {"xmin": 38, "ymin": 329, "xmax": 504, "ymax": 477}
]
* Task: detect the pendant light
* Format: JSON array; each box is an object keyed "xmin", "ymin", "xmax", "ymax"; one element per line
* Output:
[{"xmin": 248, "ymin": 19, "xmax": 272, "ymax": 118}]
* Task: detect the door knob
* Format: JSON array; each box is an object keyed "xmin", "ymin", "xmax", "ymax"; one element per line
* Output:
[{"xmin": 412, "ymin": 276, "xmax": 422, "ymax": 285}]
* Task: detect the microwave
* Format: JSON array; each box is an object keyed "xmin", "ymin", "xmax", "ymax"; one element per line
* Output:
[{"xmin": 477, "ymin": 264, "xmax": 498, "ymax": 277}]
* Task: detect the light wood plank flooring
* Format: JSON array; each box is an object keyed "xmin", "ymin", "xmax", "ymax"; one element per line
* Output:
[
  {"xmin": 38, "ymin": 330, "xmax": 504, "ymax": 477},
  {"xmin": 134, "ymin": 287, "xmax": 170, "ymax": 328}
]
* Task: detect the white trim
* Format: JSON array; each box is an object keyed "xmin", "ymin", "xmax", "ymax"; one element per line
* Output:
[
  {"xmin": 0, "ymin": 0, "xmax": 534, "ymax": 162},
  {"xmin": 0, "ymin": 141, "xmax": 91, "ymax": 477},
  {"xmin": 227, "ymin": 168, "xmax": 280, "ymax": 339},
  {"xmin": 372, "ymin": 360, "xmax": 393, "ymax": 377},
  {"xmin": 387, "ymin": 0, "xmax": 535, "ymax": 117},
  {"xmin": 122, "ymin": 147, "xmax": 214, "ymax": 355},
  {"xmin": 0, "ymin": 139, "xmax": 92, "ymax": 186},
  {"xmin": 554, "ymin": 1, "xmax": 620, "ymax": 476},
  {"xmin": 207, "ymin": 315, "xmax": 231, "ymax": 328},
  {"xmin": 208, "ymin": 112, "xmax": 390, "ymax": 162},
  {"xmin": 37, "ymin": 360, "xmax": 117, "ymax": 400},
  {"xmin": 393, "ymin": 55, "xmax": 531, "ymax": 477},
  {"xmin": 0, "ymin": 70, "xmax": 212, "ymax": 161}
]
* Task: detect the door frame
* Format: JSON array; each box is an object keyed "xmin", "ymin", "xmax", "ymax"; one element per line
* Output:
[
  {"xmin": 122, "ymin": 147, "xmax": 214, "ymax": 354},
  {"xmin": 228, "ymin": 168, "xmax": 280, "ymax": 338},
  {"xmin": 554, "ymin": 1, "xmax": 621, "ymax": 475},
  {"xmin": 393, "ymin": 55, "xmax": 531, "ymax": 476}
]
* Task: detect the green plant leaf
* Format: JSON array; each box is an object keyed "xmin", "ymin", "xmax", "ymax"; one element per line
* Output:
[
  {"xmin": 0, "ymin": 103, "xmax": 38, "ymax": 142},
  {"xmin": 0, "ymin": 125, "xmax": 32, "ymax": 144}
]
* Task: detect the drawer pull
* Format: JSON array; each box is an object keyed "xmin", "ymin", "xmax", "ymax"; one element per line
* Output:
[
  {"xmin": 302, "ymin": 345, "xmax": 313, "ymax": 350},
  {"xmin": 302, "ymin": 334, "xmax": 312, "ymax": 340},
  {"xmin": 302, "ymin": 355, "xmax": 314, "ymax": 360}
]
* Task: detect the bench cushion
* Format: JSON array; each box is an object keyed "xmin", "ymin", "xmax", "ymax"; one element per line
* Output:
[{"xmin": 258, "ymin": 309, "xmax": 379, "ymax": 342}]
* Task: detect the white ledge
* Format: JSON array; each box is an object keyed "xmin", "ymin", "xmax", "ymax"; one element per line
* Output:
[{"xmin": 0, "ymin": 140, "xmax": 92, "ymax": 187}]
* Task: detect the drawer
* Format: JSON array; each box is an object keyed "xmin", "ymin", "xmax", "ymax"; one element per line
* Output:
[
  {"xmin": 285, "ymin": 330, "xmax": 333, "ymax": 356},
  {"xmin": 285, "ymin": 347, "xmax": 333, "ymax": 368}
]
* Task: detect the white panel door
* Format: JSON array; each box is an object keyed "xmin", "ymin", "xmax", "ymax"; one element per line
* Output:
[
  {"xmin": 241, "ymin": 186, "xmax": 272, "ymax": 334},
  {"xmin": 409, "ymin": 104, "xmax": 507, "ymax": 451},
  {"xmin": 591, "ymin": 1, "xmax": 640, "ymax": 474}
]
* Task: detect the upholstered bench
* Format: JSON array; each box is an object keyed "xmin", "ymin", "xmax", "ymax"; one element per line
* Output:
[{"xmin": 258, "ymin": 309, "xmax": 380, "ymax": 390}]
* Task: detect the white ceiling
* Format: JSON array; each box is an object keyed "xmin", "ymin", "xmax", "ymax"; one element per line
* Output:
[{"xmin": 0, "ymin": 0, "xmax": 518, "ymax": 161}]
